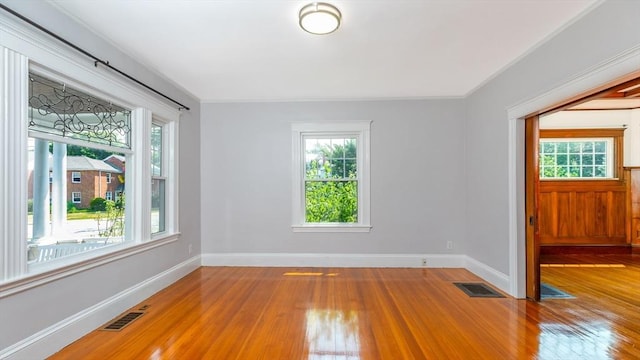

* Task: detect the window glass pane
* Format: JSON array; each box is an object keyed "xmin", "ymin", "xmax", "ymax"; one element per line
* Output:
[
  {"xmin": 556, "ymin": 142, "xmax": 567, "ymax": 153},
  {"xmin": 151, "ymin": 179, "xmax": 165, "ymax": 233},
  {"xmin": 305, "ymin": 180, "xmax": 358, "ymax": 223},
  {"xmin": 304, "ymin": 137, "xmax": 356, "ymax": 180},
  {"xmin": 27, "ymin": 138, "xmax": 126, "ymax": 264},
  {"xmin": 539, "ymin": 139, "xmax": 612, "ymax": 179},
  {"xmin": 28, "ymin": 73, "xmax": 131, "ymax": 149},
  {"xmin": 151, "ymin": 124, "xmax": 162, "ymax": 177}
]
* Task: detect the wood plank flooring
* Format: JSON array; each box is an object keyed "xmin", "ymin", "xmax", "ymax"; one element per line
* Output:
[{"xmin": 50, "ymin": 254, "xmax": 640, "ymax": 359}]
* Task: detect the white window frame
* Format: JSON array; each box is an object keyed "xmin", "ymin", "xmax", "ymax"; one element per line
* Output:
[
  {"xmin": 291, "ymin": 121, "xmax": 371, "ymax": 232},
  {"xmin": 71, "ymin": 191, "xmax": 81, "ymax": 204},
  {"xmin": 150, "ymin": 118, "xmax": 178, "ymax": 238},
  {"xmin": 0, "ymin": 12, "xmax": 181, "ymax": 293},
  {"xmin": 105, "ymin": 191, "xmax": 113, "ymax": 201},
  {"xmin": 105, "ymin": 172, "xmax": 112, "ymax": 184},
  {"xmin": 71, "ymin": 171, "xmax": 81, "ymax": 183}
]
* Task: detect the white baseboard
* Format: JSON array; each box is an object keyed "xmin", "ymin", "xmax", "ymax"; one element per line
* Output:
[
  {"xmin": 464, "ymin": 256, "xmax": 510, "ymax": 295},
  {"xmin": 0, "ymin": 255, "xmax": 201, "ymax": 360},
  {"xmin": 202, "ymin": 252, "xmax": 511, "ymax": 295},
  {"xmin": 201, "ymin": 252, "xmax": 467, "ymax": 268}
]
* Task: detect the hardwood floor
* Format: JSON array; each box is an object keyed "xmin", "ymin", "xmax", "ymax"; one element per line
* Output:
[{"xmin": 50, "ymin": 255, "xmax": 640, "ymax": 359}]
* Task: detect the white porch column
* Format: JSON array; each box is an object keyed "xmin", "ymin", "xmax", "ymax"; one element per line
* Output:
[
  {"xmin": 32, "ymin": 138, "xmax": 50, "ymax": 241},
  {"xmin": 51, "ymin": 142, "xmax": 67, "ymax": 235},
  {"xmin": 0, "ymin": 47, "xmax": 28, "ymax": 280}
]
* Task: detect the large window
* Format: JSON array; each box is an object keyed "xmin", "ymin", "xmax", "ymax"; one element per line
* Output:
[
  {"xmin": 539, "ymin": 129, "xmax": 624, "ymax": 180},
  {"xmin": 292, "ymin": 122, "xmax": 371, "ymax": 232},
  {"xmin": 0, "ymin": 30, "xmax": 180, "ymax": 286}
]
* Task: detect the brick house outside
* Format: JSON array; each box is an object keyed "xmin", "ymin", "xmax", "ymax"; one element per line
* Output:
[{"xmin": 28, "ymin": 156, "xmax": 124, "ymax": 210}]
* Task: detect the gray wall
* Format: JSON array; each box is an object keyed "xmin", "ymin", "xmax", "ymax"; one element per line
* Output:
[
  {"xmin": 465, "ymin": 0, "xmax": 640, "ymax": 274},
  {"xmin": 0, "ymin": 0, "xmax": 201, "ymax": 350},
  {"xmin": 201, "ymin": 100, "xmax": 466, "ymax": 255}
]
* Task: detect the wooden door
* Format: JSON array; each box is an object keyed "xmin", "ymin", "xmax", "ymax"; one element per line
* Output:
[{"xmin": 525, "ymin": 115, "xmax": 540, "ymax": 301}]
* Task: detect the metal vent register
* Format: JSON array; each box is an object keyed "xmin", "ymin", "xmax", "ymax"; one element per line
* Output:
[
  {"xmin": 101, "ymin": 311, "xmax": 144, "ymax": 331},
  {"xmin": 454, "ymin": 282, "xmax": 505, "ymax": 298}
]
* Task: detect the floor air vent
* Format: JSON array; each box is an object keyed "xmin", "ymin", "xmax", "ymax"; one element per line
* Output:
[
  {"xmin": 454, "ymin": 282, "xmax": 505, "ymax": 298},
  {"xmin": 101, "ymin": 311, "xmax": 144, "ymax": 331}
]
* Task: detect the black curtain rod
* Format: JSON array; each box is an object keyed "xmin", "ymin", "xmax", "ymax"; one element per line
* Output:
[{"xmin": 0, "ymin": 4, "xmax": 190, "ymax": 111}]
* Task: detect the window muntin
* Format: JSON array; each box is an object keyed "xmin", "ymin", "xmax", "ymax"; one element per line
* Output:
[
  {"xmin": 71, "ymin": 171, "xmax": 81, "ymax": 183},
  {"xmin": 540, "ymin": 138, "xmax": 614, "ymax": 179},
  {"xmin": 291, "ymin": 122, "xmax": 371, "ymax": 232},
  {"xmin": 71, "ymin": 192, "xmax": 81, "ymax": 203},
  {"xmin": 304, "ymin": 137, "xmax": 358, "ymax": 223}
]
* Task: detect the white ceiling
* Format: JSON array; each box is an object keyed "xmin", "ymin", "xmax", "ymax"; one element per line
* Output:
[{"xmin": 48, "ymin": 0, "xmax": 599, "ymax": 102}]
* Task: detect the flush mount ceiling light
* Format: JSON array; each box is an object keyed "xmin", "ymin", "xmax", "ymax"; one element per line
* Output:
[{"xmin": 299, "ymin": 2, "xmax": 342, "ymax": 35}]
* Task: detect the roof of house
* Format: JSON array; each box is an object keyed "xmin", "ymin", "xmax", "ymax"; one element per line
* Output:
[
  {"xmin": 67, "ymin": 156, "xmax": 122, "ymax": 173},
  {"xmin": 104, "ymin": 154, "xmax": 125, "ymax": 162}
]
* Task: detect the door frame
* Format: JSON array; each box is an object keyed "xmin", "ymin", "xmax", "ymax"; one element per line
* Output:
[{"xmin": 505, "ymin": 48, "xmax": 640, "ymax": 299}]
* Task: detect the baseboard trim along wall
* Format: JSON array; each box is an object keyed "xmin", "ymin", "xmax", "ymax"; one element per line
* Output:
[
  {"xmin": 0, "ymin": 255, "xmax": 201, "ymax": 360},
  {"xmin": 201, "ymin": 252, "xmax": 510, "ymax": 294}
]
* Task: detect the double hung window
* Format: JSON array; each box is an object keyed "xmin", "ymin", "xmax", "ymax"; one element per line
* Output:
[{"xmin": 292, "ymin": 122, "xmax": 371, "ymax": 232}]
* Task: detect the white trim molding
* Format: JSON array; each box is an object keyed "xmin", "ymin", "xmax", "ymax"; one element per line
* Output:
[
  {"xmin": 0, "ymin": 46, "xmax": 29, "ymax": 281},
  {"xmin": 506, "ymin": 45, "xmax": 640, "ymax": 299},
  {"xmin": 202, "ymin": 252, "xmax": 467, "ymax": 268},
  {"xmin": 0, "ymin": 255, "xmax": 201, "ymax": 360}
]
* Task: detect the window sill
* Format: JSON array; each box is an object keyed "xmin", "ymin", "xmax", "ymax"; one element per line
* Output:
[
  {"xmin": 292, "ymin": 224, "xmax": 372, "ymax": 233},
  {"xmin": 0, "ymin": 232, "xmax": 180, "ymax": 299}
]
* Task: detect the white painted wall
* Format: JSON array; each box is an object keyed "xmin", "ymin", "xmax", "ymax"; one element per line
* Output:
[
  {"xmin": 541, "ymin": 109, "xmax": 640, "ymax": 166},
  {"xmin": 466, "ymin": 0, "xmax": 640, "ymax": 277},
  {"xmin": 200, "ymin": 100, "xmax": 467, "ymax": 257},
  {"xmin": 0, "ymin": 0, "xmax": 201, "ymax": 355}
]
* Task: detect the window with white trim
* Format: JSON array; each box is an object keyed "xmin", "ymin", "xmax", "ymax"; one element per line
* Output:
[
  {"xmin": 0, "ymin": 22, "xmax": 181, "ymax": 285},
  {"xmin": 106, "ymin": 172, "xmax": 112, "ymax": 183},
  {"xmin": 105, "ymin": 191, "xmax": 113, "ymax": 201},
  {"xmin": 291, "ymin": 121, "xmax": 371, "ymax": 232}
]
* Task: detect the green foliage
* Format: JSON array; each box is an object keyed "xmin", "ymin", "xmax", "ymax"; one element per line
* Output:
[
  {"xmin": 48, "ymin": 143, "xmax": 114, "ymax": 160},
  {"xmin": 96, "ymin": 195, "xmax": 125, "ymax": 238},
  {"xmin": 90, "ymin": 197, "xmax": 108, "ymax": 211},
  {"xmin": 306, "ymin": 181, "xmax": 357, "ymax": 222},
  {"xmin": 67, "ymin": 201, "xmax": 78, "ymax": 213},
  {"xmin": 305, "ymin": 138, "xmax": 358, "ymax": 223}
]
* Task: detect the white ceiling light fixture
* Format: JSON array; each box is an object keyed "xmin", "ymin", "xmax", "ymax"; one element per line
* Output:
[{"xmin": 299, "ymin": 2, "xmax": 342, "ymax": 35}]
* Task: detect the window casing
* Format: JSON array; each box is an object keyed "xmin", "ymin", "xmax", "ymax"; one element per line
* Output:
[
  {"xmin": 71, "ymin": 192, "xmax": 81, "ymax": 203},
  {"xmin": 105, "ymin": 191, "xmax": 113, "ymax": 201},
  {"xmin": 106, "ymin": 173, "xmax": 112, "ymax": 184},
  {"xmin": 71, "ymin": 172, "xmax": 81, "ymax": 183},
  {"xmin": 291, "ymin": 122, "xmax": 371, "ymax": 232},
  {"xmin": 0, "ymin": 15, "xmax": 181, "ymax": 288}
]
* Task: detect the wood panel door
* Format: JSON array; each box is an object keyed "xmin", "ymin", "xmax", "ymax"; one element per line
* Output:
[{"xmin": 525, "ymin": 115, "xmax": 540, "ymax": 301}]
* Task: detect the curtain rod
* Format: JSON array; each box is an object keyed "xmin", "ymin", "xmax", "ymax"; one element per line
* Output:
[{"xmin": 0, "ymin": 4, "xmax": 190, "ymax": 111}]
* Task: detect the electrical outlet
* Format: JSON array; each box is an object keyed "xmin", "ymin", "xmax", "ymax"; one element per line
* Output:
[
  {"xmin": 447, "ymin": 241, "xmax": 454, "ymax": 250},
  {"xmin": 188, "ymin": 244, "xmax": 192, "ymax": 255},
  {"xmin": 421, "ymin": 258, "xmax": 427, "ymax": 267}
]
